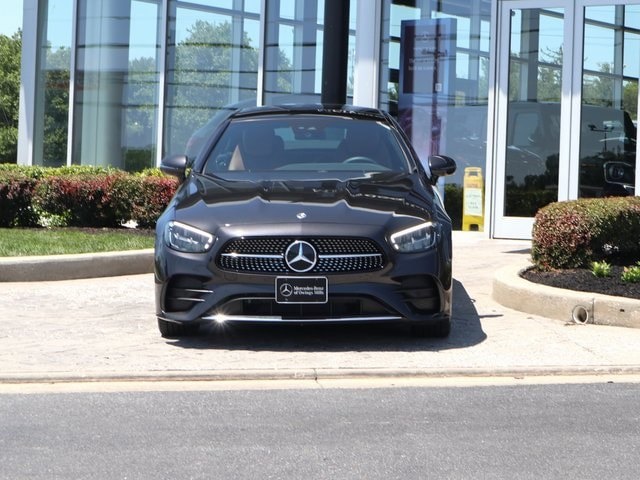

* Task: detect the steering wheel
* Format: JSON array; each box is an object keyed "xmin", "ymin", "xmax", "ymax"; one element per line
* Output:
[{"xmin": 343, "ymin": 156, "xmax": 377, "ymax": 164}]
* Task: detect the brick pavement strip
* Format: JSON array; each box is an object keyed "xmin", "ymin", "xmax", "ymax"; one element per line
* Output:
[{"xmin": 1, "ymin": 233, "xmax": 640, "ymax": 383}]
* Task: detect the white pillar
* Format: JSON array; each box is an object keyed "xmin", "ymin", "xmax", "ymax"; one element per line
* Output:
[{"xmin": 17, "ymin": 0, "xmax": 39, "ymax": 165}]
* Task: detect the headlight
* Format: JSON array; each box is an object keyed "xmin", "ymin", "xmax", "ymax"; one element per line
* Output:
[
  {"xmin": 165, "ymin": 221, "xmax": 214, "ymax": 253},
  {"xmin": 390, "ymin": 222, "xmax": 437, "ymax": 253}
]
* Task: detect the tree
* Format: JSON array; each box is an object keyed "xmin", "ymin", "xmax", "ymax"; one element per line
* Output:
[{"xmin": 0, "ymin": 31, "xmax": 21, "ymax": 163}]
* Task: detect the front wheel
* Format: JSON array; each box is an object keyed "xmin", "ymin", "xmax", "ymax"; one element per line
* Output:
[
  {"xmin": 410, "ymin": 318, "xmax": 451, "ymax": 338},
  {"xmin": 157, "ymin": 318, "xmax": 199, "ymax": 338}
]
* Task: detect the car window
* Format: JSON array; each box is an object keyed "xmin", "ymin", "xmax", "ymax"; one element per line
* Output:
[{"xmin": 202, "ymin": 115, "xmax": 410, "ymax": 175}]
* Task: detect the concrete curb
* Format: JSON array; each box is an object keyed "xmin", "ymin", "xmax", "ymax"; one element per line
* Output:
[
  {"xmin": 493, "ymin": 262, "xmax": 640, "ymax": 329},
  {"xmin": 0, "ymin": 249, "xmax": 154, "ymax": 282},
  {"xmin": 3, "ymin": 365, "xmax": 640, "ymax": 384}
]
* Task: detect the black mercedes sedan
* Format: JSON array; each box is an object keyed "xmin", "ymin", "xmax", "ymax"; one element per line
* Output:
[{"xmin": 155, "ymin": 105, "xmax": 456, "ymax": 338}]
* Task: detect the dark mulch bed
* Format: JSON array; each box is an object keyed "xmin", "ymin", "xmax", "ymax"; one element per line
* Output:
[{"xmin": 522, "ymin": 266, "xmax": 640, "ymax": 300}]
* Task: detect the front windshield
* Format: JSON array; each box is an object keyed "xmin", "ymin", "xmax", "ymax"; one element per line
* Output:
[{"xmin": 202, "ymin": 114, "xmax": 411, "ymax": 177}]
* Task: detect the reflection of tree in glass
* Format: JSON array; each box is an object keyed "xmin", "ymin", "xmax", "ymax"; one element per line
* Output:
[
  {"xmin": 583, "ymin": 62, "xmax": 638, "ymax": 122},
  {"xmin": 0, "ymin": 31, "xmax": 22, "ymax": 163},
  {"xmin": 124, "ymin": 56, "xmax": 158, "ymax": 171},
  {"xmin": 169, "ymin": 20, "xmax": 292, "ymax": 153},
  {"xmin": 43, "ymin": 46, "xmax": 71, "ymax": 166}
]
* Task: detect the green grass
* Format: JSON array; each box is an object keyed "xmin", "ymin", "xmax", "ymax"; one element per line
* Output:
[{"xmin": 0, "ymin": 228, "xmax": 155, "ymax": 256}]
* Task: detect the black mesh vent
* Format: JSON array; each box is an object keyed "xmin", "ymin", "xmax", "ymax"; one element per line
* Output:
[{"xmin": 165, "ymin": 276, "xmax": 211, "ymax": 312}]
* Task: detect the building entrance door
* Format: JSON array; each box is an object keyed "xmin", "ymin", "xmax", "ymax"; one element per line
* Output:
[
  {"xmin": 492, "ymin": 1, "xmax": 640, "ymax": 239},
  {"xmin": 492, "ymin": 1, "xmax": 572, "ymax": 238}
]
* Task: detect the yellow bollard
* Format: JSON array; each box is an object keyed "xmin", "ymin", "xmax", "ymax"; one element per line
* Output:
[{"xmin": 462, "ymin": 167, "xmax": 484, "ymax": 231}]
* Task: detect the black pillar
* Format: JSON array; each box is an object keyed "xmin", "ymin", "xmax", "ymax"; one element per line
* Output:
[{"xmin": 321, "ymin": 0, "xmax": 350, "ymax": 105}]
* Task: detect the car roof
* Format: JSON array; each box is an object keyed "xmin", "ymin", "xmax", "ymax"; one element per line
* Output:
[{"xmin": 230, "ymin": 104, "xmax": 388, "ymax": 121}]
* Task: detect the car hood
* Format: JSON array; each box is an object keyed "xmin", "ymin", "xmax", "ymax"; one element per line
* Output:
[{"xmin": 170, "ymin": 172, "xmax": 437, "ymax": 231}]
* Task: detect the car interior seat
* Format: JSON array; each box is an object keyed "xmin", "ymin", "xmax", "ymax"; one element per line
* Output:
[{"xmin": 228, "ymin": 127, "xmax": 285, "ymax": 171}]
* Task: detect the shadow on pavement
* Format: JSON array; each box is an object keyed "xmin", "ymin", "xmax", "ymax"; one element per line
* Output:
[{"xmin": 166, "ymin": 279, "xmax": 486, "ymax": 352}]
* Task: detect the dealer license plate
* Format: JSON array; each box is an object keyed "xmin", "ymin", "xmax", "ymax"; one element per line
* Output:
[{"xmin": 275, "ymin": 277, "xmax": 328, "ymax": 304}]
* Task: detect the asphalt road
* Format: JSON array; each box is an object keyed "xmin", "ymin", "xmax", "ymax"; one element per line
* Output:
[{"xmin": 2, "ymin": 382, "xmax": 639, "ymax": 479}]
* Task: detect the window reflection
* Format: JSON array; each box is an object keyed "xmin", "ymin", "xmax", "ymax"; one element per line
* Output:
[
  {"xmin": 380, "ymin": 1, "xmax": 491, "ymax": 229},
  {"xmin": 72, "ymin": 0, "xmax": 161, "ymax": 171},
  {"xmin": 504, "ymin": 8, "xmax": 563, "ymax": 217},
  {"xmin": 579, "ymin": 5, "xmax": 638, "ymax": 198},
  {"xmin": 122, "ymin": 1, "xmax": 161, "ymax": 171},
  {"xmin": 163, "ymin": 1, "xmax": 259, "ymax": 160},
  {"xmin": 263, "ymin": 0, "xmax": 356, "ymax": 104},
  {"xmin": 34, "ymin": 0, "xmax": 73, "ymax": 167}
]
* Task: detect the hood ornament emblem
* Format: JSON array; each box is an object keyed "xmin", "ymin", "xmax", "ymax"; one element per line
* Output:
[{"xmin": 296, "ymin": 212, "xmax": 307, "ymax": 220}]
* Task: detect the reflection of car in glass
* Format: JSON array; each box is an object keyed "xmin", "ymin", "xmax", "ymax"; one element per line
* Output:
[
  {"xmin": 436, "ymin": 101, "xmax": 636, "ymax": 197},
  {"xmin": 579, "ymin": 107, "xmax": 636, "ymax": 197},
  {"xmin": 505, "ymin": 102, "xmax": 636, "ymax": 197},
  {"xmin": 155, "ymin": 105, "xmax": 457, "ymax": 339}
]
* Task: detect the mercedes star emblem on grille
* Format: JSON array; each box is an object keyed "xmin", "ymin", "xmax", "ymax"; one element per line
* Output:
[{"xmin": 284, "ymin": 240, "xmax": 317, "ymax": 272}]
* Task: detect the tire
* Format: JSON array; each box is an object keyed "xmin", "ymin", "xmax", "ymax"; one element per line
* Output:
[
  {"xmin": 410, "ymin": 317, "xmax": 451, "ymax": 338},
  {"xmin": 157, "ymin": 318, "xmax": 199, "ymax": 338}
]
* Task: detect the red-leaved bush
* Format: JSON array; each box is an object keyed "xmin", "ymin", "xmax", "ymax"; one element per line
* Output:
[
  {"xmin": 532, "ymin": 197, "xmax": 640, "ymax": 269},
  {"xmin": 0, "ymin": 170, "xmax": 39, "ymax": 227},
  {"xmin": 112, "ymin": 175, "xmax": 178, "ymax": 228},
  {"xmin": 1, "ymin": 166, "xmax": 178, "ymax": 229},
  {"xmin": 35, "ymin": 173, "xmax": 127, "ymax": 227}
]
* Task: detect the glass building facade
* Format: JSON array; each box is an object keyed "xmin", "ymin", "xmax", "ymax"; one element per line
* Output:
[{"xmin": 17, "ymin": 0, "xmax": 640, "ymax": 238}]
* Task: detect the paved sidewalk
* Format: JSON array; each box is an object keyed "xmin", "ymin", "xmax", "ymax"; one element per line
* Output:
[{"xmin": 2, "ymin": 232, "xmax": 640, "ymax": 383}]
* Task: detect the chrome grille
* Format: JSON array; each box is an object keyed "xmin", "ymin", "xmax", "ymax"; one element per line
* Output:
[{"xmin": 217, "ymin": 237, "xmax": 384, "ymax": 274}]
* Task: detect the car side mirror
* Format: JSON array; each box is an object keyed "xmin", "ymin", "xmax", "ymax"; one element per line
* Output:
[
  {"xmin": 160, "ymin": 154, "xmax": 188, "ymax": 182},
  {"xmin": 428, "ymin": 155, "xmax": 457, "ymax": 184}
]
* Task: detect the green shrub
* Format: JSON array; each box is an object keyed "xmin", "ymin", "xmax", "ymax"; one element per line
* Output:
[
  {"xmin": 444, "ymin": 184, "xmax": 462, "ymax": 230},
  {"xmin": 621, "ymin": 262, "xmax": 640, "ymax": 283},
  {"xmin": 532, "ymin": 197, "xmax": 640, "ymax": 269},
  {"xmin": 591, "ymin": 260, "xmax": 612, "ymax": 277}
]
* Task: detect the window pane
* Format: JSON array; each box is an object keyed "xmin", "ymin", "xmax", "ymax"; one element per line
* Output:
[
  {"xmin": 34, "ymin": 0, "xmax": 73, "ymax": 166},
  {"xmin": 244, "ymin": 0, "xmax": 260, "ymax": 14},
  {"xmin": 624, "ymin": 32, "xmax": 640, "ymax": 79},
  {"xmin": 625, "ymin": 5, "xmax": 640, "ymax": 29},
  {"xmin": 380, "ymin": 0, "xmax": 492, "ymax": 229},
  {"xmin": 585, "ymin": 5, "xmax": 616, "ymax": 25},
  {"xmin": 579, "ymin": 5, "xmax": 637, "ymax": 199},
  {"xmin": 73, "ymin": 0, "xmax": 162, "ymax": 171},
  {"xmin": 163, "ymin": 2, "xmax": 259, "ymax": 160},
  {"xmin": 263, "ymin": 0, "xmax": 355, "ymax": 104},
  {"xmin": 122, "ymin": 0, "xmax": 161, "ymax": 171},
  {"xmin": 504, "ymin": 8, "xmax": 563, "ymax": 217},
  {"xmin": 583, "ymin": 24, "xmax": 615, "ymax": 73}
]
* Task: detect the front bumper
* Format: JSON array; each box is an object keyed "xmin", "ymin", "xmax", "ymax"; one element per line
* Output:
[{"xmin": 155, "ymin": 242, "xmax": 452, "ymax": 328}]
